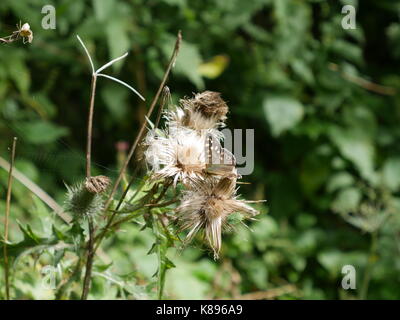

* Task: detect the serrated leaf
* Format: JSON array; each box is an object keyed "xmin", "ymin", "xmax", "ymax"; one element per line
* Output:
[{"xmin": 0, "ymin": 221, "xmax": 66, "ymax": 265}]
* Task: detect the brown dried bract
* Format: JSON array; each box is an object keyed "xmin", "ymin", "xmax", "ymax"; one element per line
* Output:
[{"xmin": 85, "ymin": 175, "xmax": 111, "ymax": 194}]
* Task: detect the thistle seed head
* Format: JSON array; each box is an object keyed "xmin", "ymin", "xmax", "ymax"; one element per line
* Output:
[{"xmin": 176, "ymin": 177, "xmax": 259, "ymax": 259}]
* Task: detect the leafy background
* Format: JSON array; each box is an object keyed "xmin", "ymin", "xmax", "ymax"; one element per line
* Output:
[{"xmin": 1, "ymin": 0, "xmax": 400, "ymax": 299}]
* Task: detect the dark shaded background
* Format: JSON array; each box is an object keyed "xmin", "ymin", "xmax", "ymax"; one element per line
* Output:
[{"xmin": 1, "ymin": 0, "xmax": 400, "ymax": 299}]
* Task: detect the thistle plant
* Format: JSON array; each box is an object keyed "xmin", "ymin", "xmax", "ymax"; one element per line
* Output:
[
  {"xmin": 143, "ymin": 91, "xmax": 263, "ymax": 258},
  {"xmin": 1, "ymin": 30, "xmax": 263, "ymax": 300}
]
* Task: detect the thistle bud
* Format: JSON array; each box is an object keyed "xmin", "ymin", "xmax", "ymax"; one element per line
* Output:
[{"xmin": 65, "ymin": 176, "xmax": 111, "ymax": 220}]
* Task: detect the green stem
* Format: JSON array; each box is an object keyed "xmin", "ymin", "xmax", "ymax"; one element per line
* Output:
[
  {"xmin": 81, "ymin": 216, "xmax": 95, "ymax": 300},
  {"xmin": 359, "ymin": 231, "xmax": 378, "ymax": 300},
  {"xmin": 3, "ymin": 137, "xmax": 17, "ymax": 300},
  {"xmin": 55, "ymin": 257, "xmax": 82, "ymax": 300},
  {"xmin": 154, "ymin": 217, "xmax": 165, "ymax": 300}
]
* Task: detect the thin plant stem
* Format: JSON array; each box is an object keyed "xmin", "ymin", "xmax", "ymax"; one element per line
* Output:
[
  {"xmin": 77, "ymin": 34, "xmax": 145, "ymax": 299},
  {"xmin": 156, "ymin": 219, "xmax": 164, "ymax": 300},
  {"xmin": 86, "ymin": 74, "xmax": 97, "ymax": 178},
  {"xmin": 76, "ymin": 35, "xmax": 95, "ymax": 74},
  {"xmin": 145, "ymin": 199, "xmax": 178, "ymax": 208},
  {"xmin": 91, "ymin": 167, "xmax": 141, "ymax": 253},
  {"xmin": 81, "ymin": 215, "xmax": 95, "ymax": 300},
  {"xmin": 359, "ymin": 231, "xmax": 378, "ymax": 300},
  {"xmin": 151, "ymin": 182, "xmax": 172, "ymax": 300},
  {"xmin": 96, "ymin": 53, "xmax": 128, "ymax": 74},
  {"xmin": 154, "ymin": 86, "xmax": 171, "ymax": 129},
  {"xmin": 82, "ymin": 63, "xmax": 97, "ymax": 300},
  {"xmin": 103, "ymin": 31, "xmax": 182, "ymax": 212},
  {"xmin": 3, "ymin": 137, "xmax": 17, "ymax": 300},
  {"xmin": 94, "ymin": 31, "xmax": 182, "ymax": 253}
]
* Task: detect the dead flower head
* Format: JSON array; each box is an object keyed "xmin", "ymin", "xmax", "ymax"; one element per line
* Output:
[
  {"xmin": 1, "ymin": 22, "xmax": 33, "ymax": 44},
  {"xmin": 144, "ymin": 129, "xmax": 208, "ymax": 186},
  {"xmin": 85, "ymin": 175, "xmax": 111, "ymax": 194},
  {"xmin": 188, "ymin": 91, "xmax": 228, "ymax": 121},
  {"xmin": 170, "ymin": 91, "xmax": 228, "ymax": 131},
  {"xmin": 19, "ymin": 23, "xmax": 33, "ymax": 44},
  {"xmin": 176, "ymin": 177, "xmax": 259, "ymax": 259}
]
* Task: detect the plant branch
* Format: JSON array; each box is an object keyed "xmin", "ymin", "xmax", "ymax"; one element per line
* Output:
[
  {"xmin": 3, "ymin": 137, "xmax": 17, "ymax": 300},
  {"xmin": 328, "ymin": 63, "xmax": 396, "ymax": 96},
  {"xmin": 103, "ymin": 31, "xmax": 182, "ymax": 211},
  {"xmin": 86, "ymin": 74, "xmax": 97, "ymax": 178},
  {"xmin": 95, "ymin": 52, "xmax": 128, "ymax": 74},
  {"xmin": 77, "ymin": 34, "xmax": 145, "ymax": 298},
  {"xmin": 97, "ymin": 74, "xmax": 145, "ymax": 101},
  {"xmin": 81, "ymin": 215, "xmax": 95, "ymax": 300},
  {"xmin": 77, "ymin": 34, "xmax": 146, "ymax": 177},
  {"xmin": 95, "ymin": 31, "xmax": 182, "ymax": 252}
]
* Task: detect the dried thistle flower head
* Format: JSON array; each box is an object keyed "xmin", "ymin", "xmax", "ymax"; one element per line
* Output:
[
  {"xmin": 171, "ymin": 91, "xmax": 228, "ymax": 131},
  {"xmin": 0, "ymin": 21, "xmax": 33, "ymax": 44},
  {"xmin": 176, "ymin": 177, "xmax": 259, "ymax": 259},
  {"xmin": 144, "ymin": 129, "xmax": 208, "ymax": 186},
  {"xmin": 19, "ymin": 23, "xmax": 33, "ymax": 43},
  {"xmin": 85, "ymin": 175, "xmax": 111, "ymax": 194},
  {"xmin": 184, "ymin": 91, "xmax": 228, "ymax": 121}
]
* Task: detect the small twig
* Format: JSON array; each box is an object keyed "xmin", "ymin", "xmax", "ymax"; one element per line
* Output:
[
  {"xmin": 144, "ymin": 199, "xmax": 178, "ymax": 208},
  {"xmin": 0, "ymin": 37, "xmax": 12, "ymax": 43},
  {"xmin": 76, "ymin": 35, "xmax": 95, "ymax": 74},
  {"xmin": 95, "ymin": 31, "xmax": 182, "ymax": 252},
  {"xmin": 107, "ymin": 211, "xmax": 144, "ymax": 232},
  {"xmin": 97, "ymin": 74, "xmax": 145, "ymax": 101},
  {"xmin": 95, "ymin": 53, "xmax": 128, "ymax": 74},
  {"xmin": 328, "ymin": 63, "xmax": 396, "ymax": 96},
  {"xmin": 3, "ymin": 137, "xmax": 17, "ymax": 300}
]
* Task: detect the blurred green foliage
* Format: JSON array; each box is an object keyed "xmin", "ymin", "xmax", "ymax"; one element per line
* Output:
[{"xmin": 1, "ymin": 0, "xmax": 400, "ymax": 299}]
